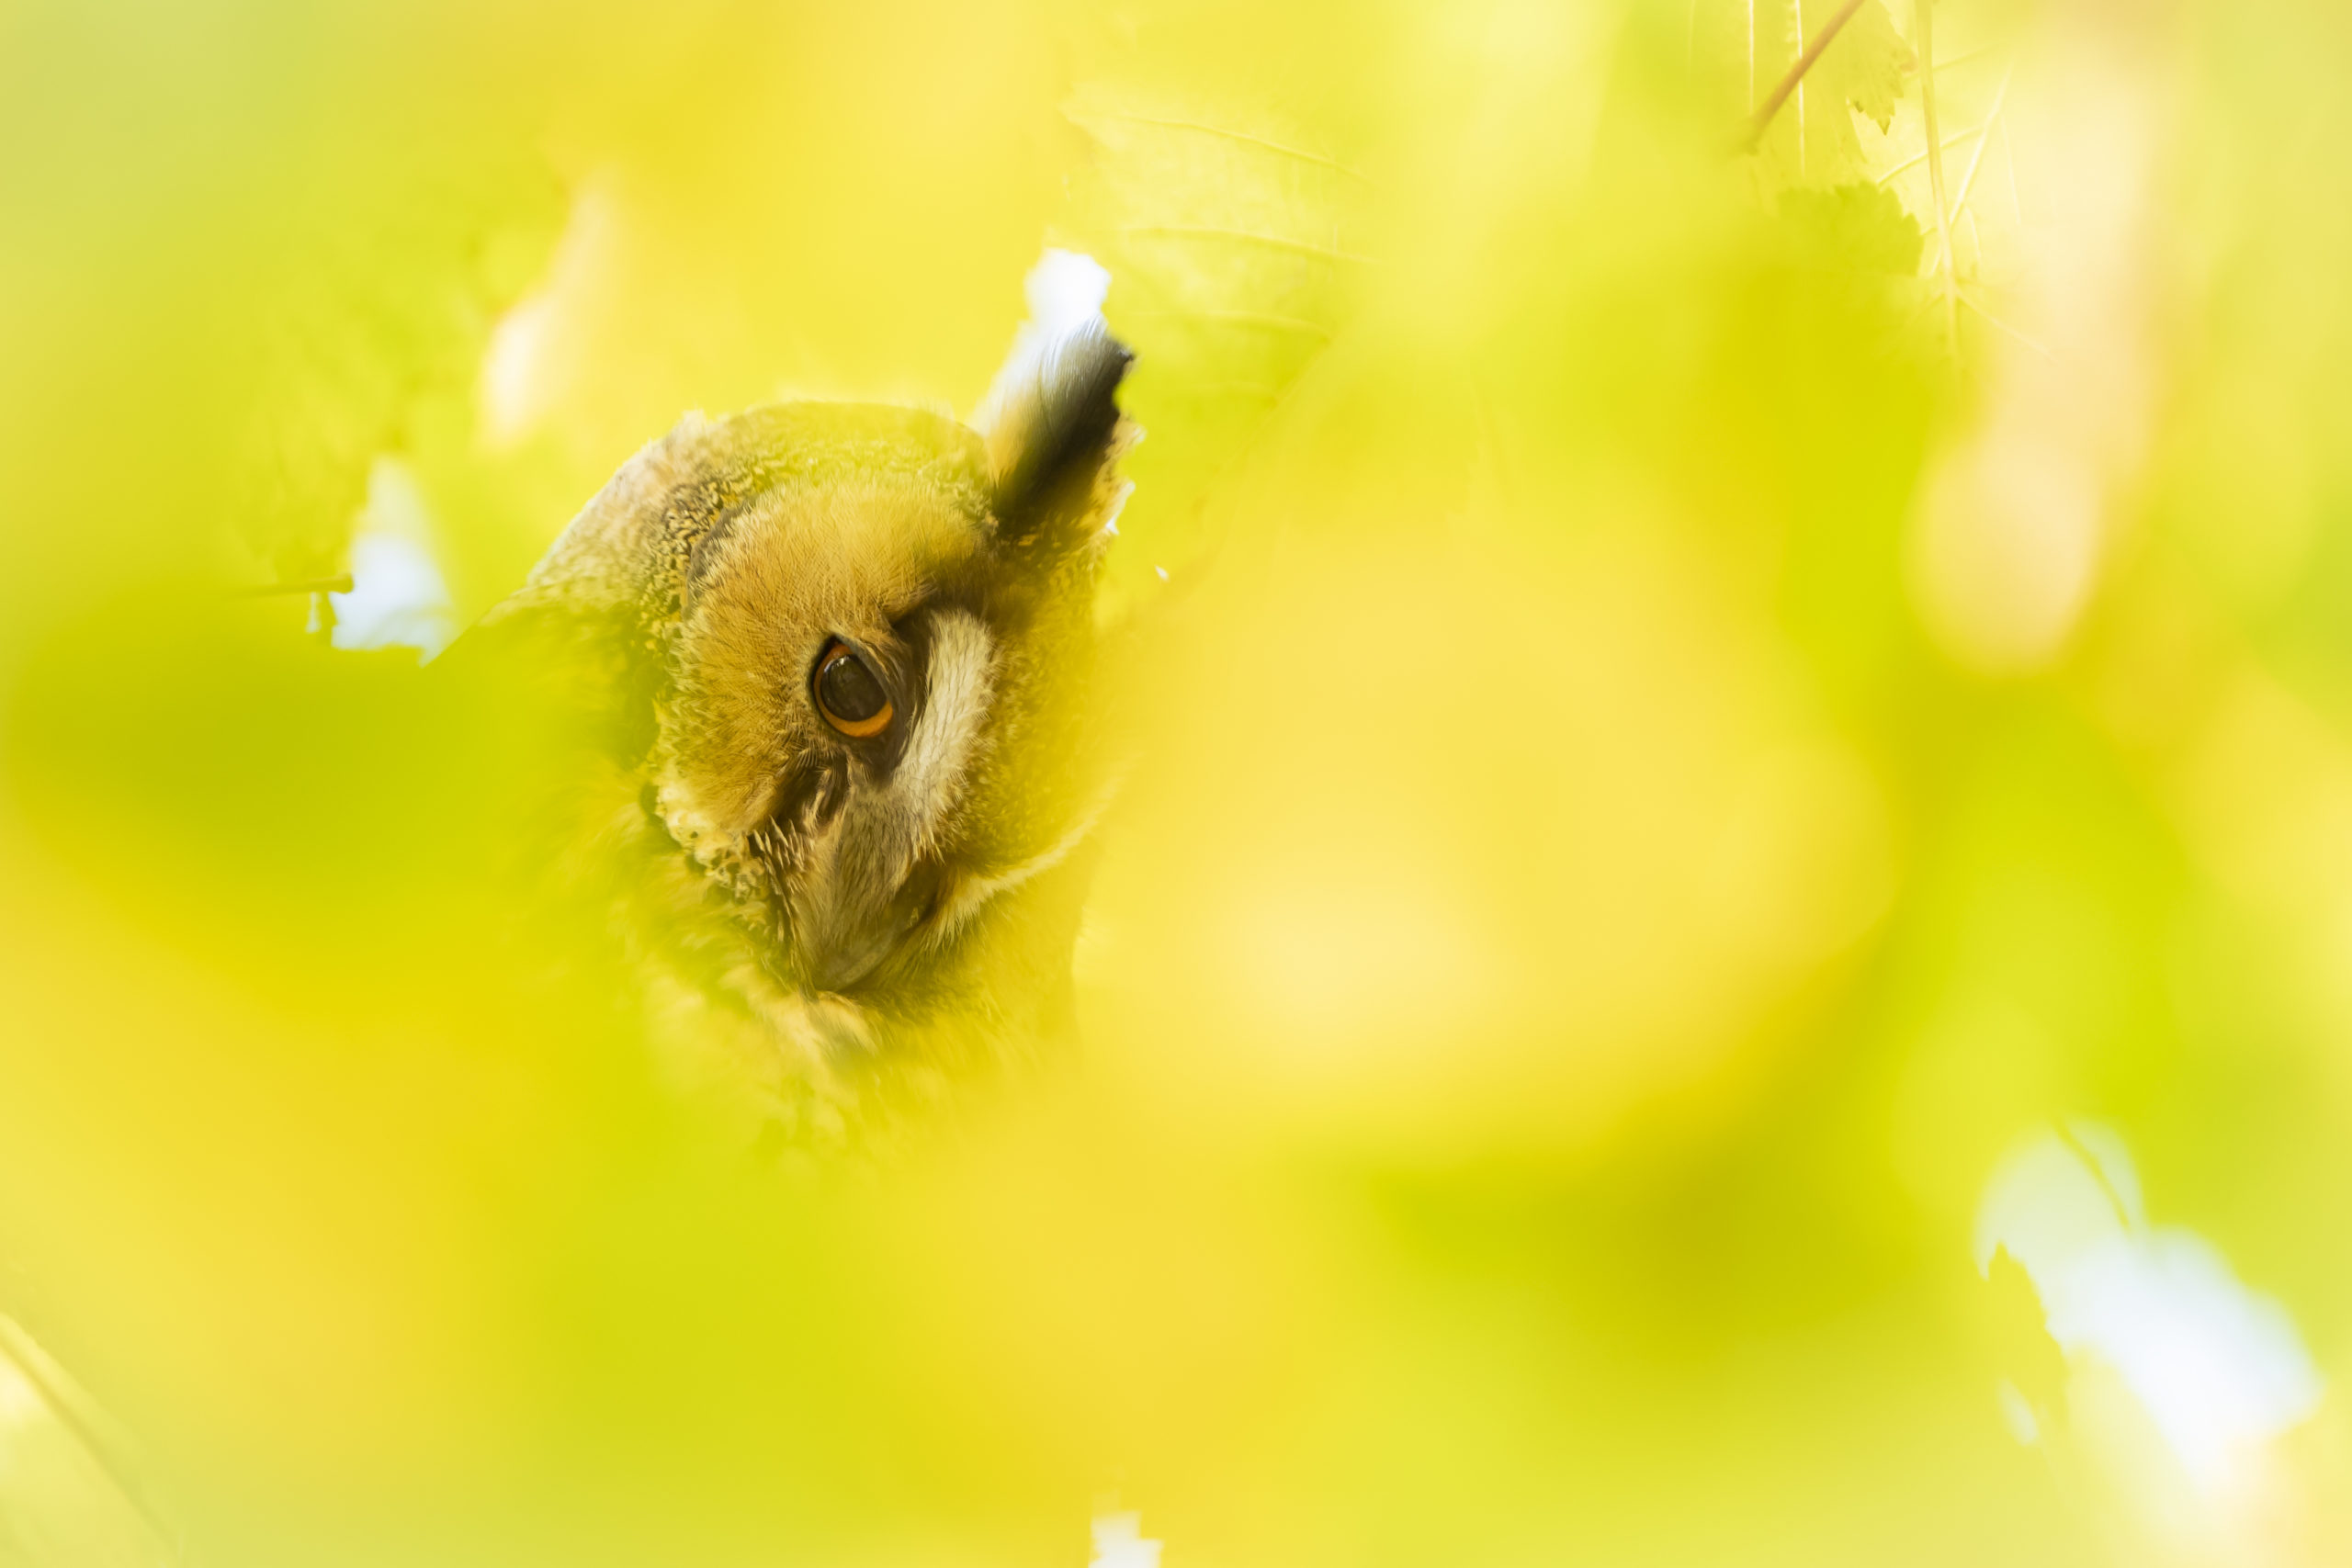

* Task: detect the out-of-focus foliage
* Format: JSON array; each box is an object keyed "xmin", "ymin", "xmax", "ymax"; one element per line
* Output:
[
  {"xmin": 0, "ymin": 1314, "xmax": 179, "ymax": 1566},
  {"xmin": 1057, "ymin": 74, "xmax": 1370, "ymax": 605},
  {"xmin": 9, "ymin": 0, "xmax": 2352, "ymax": 1564}
]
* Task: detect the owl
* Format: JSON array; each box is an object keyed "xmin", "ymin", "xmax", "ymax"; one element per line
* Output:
[{"xmin": 456, "ymin": 317, "xmax": 1135, "ymax": 1140}]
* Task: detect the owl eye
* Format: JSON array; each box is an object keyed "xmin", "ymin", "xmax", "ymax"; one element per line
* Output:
[{"xmin": 812, "ymin": 640, "xmax": 894, "ymax": 738}]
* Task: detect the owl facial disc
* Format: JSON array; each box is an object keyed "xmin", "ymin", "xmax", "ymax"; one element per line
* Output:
[
  {"xmin": 471, "ymin": 313, "xmax": 1132, "ymax": 1102},
  {"xmin": 784, "ymin": 608, "xmax": 997, "ymax": 995}
]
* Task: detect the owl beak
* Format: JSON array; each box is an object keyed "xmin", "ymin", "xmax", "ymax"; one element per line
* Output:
[{"xmin": 790, "ymin": 852, "xmax": 942, "ymax": 996}]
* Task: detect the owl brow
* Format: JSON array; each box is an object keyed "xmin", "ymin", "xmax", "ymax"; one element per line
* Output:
[{"xmin": 890, "ymin": 609, "xmax": 996, "ymax": 855}]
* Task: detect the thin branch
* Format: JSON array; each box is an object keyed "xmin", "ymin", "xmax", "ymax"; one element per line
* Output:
[
  {"xmin": 1876, "ymin": 121, "xmax": 1994, "ymax": 185},
  {"xmin": 1945, "ymin": 64, "xmax": 2013, "ymax": 231},
  {"xmin": 1794, "ymin": 0, "xmax": 1807, "ymax": 175},
  {"xmin": 1747, "ymin": 0, "xmax": 1868, "ymax": 146},
  {"xmin": 1930, "ymin": 43, "xmax": 2001, "ymax": 72},
  {"xmin": 0, "ymin": 1315, "xmax": 184, "ymax": 1560},
  {"xmin": 1959, "ymin": 288, "xmax": 2053, "ymax": 360},
  {"xmin": 2000, "ymin": 112, "xmax": 2023, "ymax": 224},
  {"xmin": 1926, "ymin": 62, "xmax": 2012, "ymax": 324}
]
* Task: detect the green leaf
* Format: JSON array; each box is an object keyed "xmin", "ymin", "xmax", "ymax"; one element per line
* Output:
[
  {"xmin": 226, "ymin": 158, "xmax": 561, "ymax": 588},
  {"xmin": 1055, "ymin": 80, "xmax": 1368, "ymax": 598},
  {"xmin": 1816, "ymin": 0, "xmax": 1912, "ymax": 135},
  {"xmin": 1779, "ymin": 181, "xmax": 1926, "ymax": 274},
  {"xmin": 1718, "ymin": 0, "xmax": 1914, "ymax": 192}
]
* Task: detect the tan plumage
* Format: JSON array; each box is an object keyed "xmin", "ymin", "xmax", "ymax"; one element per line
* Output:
[{"xmin": 457, "ymin": 321, "xmax": 1134, "ymax": 1141}]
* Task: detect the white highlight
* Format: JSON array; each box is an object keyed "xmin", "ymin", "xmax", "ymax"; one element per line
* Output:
[
  {"xmin": 1102, "ymin": 479, "xmax": 1135, "ymax": 537},
  {"xmin": 1905, "ymin": 62, "xmax": 2163, "ymax": 675},
  {"xmin": 973, "ymin": 248, "xmax": 1113, "ymax": 437},
  {"xmin": 1024, "ymin": 248, "xmax": 1112, "ymax": 339},
  {"xmin": 0, "ymin": 1354, "xmax": 42, "ymax": 1428},
  {"xmin": 478, "ymin": 176, "xmax": 619, "ymax": 450},
  {"xmin": 1088, "ymin": 1511, "xmax": 1162, "ymax": 1568},
  {"xmin": 1996, "ymin": 1379, "xmax": 2040, "ymax": 1445},
  {"xmin": 1976, "ymin": 1122, "xmax": 2322, "ymax": 1506},
  {"xmin": 479, "ymin": 290, "xmax": 558, "ymax": 450},
  {"xmin": 329, "ymin": 457, "xmax": 456, "ymax": 661}
]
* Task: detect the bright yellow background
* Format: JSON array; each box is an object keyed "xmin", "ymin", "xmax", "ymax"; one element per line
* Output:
[{"xmin": 5, "ymin": 0, "xmax": 2352, "ymax": 1563}]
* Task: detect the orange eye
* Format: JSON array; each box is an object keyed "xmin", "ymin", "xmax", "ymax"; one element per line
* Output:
[{"xmin": 812, "ymin": 641, "xmax": 894, "ymax": 738}]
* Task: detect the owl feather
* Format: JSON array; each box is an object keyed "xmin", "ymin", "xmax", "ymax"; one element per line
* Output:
[{"xmin": 452, "ymin": 308, "xmax": 1133, "ymax": 1143}]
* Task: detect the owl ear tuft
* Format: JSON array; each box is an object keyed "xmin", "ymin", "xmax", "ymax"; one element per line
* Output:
[{"xmin": 977, "ymin": 273, "xmax": 1135, "ymax": 552}]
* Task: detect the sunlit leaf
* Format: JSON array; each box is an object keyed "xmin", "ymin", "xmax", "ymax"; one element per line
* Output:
[{"xmin": 1057, "ymin": 79, "xmax": 1369, "ymax": 596}]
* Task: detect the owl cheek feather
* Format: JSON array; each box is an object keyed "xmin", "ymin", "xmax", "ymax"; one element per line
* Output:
[{"xmin": 658, "ymin": 749, "xmax": 779, "ymax": 845}]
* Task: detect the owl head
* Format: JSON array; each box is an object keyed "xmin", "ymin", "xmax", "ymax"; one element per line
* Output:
[{"xmin": 483, "ymin": 319, "xmax": 1134, "ymax": 1084}]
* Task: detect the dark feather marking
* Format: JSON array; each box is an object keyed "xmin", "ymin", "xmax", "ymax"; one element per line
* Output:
[{"xmin": 989, "ymin": 321, "xmax": 1133, "ymax": 544}]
